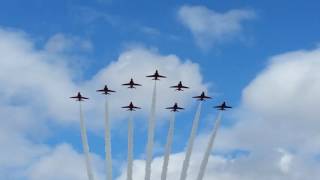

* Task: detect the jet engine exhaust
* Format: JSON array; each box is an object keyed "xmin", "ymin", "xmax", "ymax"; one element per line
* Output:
[
  {"xmin": 179, "ymin": 101, "xmax": 203, "ymax": 180},
  {"xmin": 161, "ymin": 112, "xmax": 175, "ymax": 180},
  {"xmin": 104, "ymin": 97, "xmax": 113, "ymax": 180},
  {"xmin": 127, "ymin": 113, "xmax": 134, "ymax": 180},
  {"xmin": 196, "ymin": 111, "xmax": 222, "ymax": 180},
  {"xmin": 79, "ymin": 102, "xmax": 95, "ymax": 180},
  {"xmin": 145, "ymin": 81, "xmax": 157, "ymax": 180}
]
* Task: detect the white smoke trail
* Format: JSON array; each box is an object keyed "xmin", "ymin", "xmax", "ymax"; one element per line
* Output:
[
  {"xmin": 196, "ymin": 111, "xmax": 222, "ymax": 180},
  {"xmin": 179, "ymin": 101, "xmax": 203, "ymax": 180},
  {"xmin": 127, "ymin": 112, "xmax": 134, "ymax": 180},
  {"xmin": 104, "ymin": 97, "xmax": 113, "ymax": 180},
  {"xmin": 161, "ymin": 113, "xmax": 175, "ymax": 180},
  {"xmin": 145, "ymin": 81, "xmax": 157, "ymax": 180},
  {"xmin": 79, "ymin": 102, "xmax": 95, "ymax": 180}
]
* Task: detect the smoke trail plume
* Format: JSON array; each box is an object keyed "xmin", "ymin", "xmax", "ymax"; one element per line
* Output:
[
  {"xmin": 127, "ymin": 113, "xmax": 134, "ymax": 180},
  {"xmin": 79, "ymin": 102, "xmax": 95, "ymax": 180},
  {"xmin": 104, "ymin": 97, "xmax": 113, "ymax": 180},
  {"xmin": 145, "ymin": 81, "xmax": 157, "ymax": 180},
  {"xmin": 196, "ymin": 111, "xmax": 222, "ymax": 180},
  {"xmin": 161, "ymin": 113, "xmax": 175, "ymax": 180},
  {"xmin": 179, "ymin": 101, "xmax": 203, "ymax": 180}
]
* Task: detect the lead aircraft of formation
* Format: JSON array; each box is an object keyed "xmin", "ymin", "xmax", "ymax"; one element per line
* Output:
[{"xmin": 146, "ymin": 70, "xmax": 166, "ymax": 80}]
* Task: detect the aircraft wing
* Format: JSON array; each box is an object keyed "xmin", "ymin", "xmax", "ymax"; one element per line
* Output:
[
  {"xmin": 122, "ymin": 106, "xmax": 130, "ymax": 108},
  {"xmin": 158, "ymin": 75, "xmax": 166, "ymax": 78},
  {"xmin": 82, "ymin": 97, "xmax": 89, "ymax": 99},
  {"xmin": 166, "ymin": 107, "xmax": 174, "ymax": 109},
  {"xmin": 192, "ymin": 96, "xmax": 201, "ymax": 99},
  {"xmin": 214, "ymin": 106, "xmax": 224, "ymax": 110},
  {"xmin": 177, "ymin": 107, "xmax": 184, "ymax": 109},
  {"xmin": 122, "ymin": 83, "xmax": 131, "ymax": 86},
  {"xmin": 170, "ymin": 85, "xmax": 179, "ymax": 88},
  {"xmin": 146, "ymin": 75, "xmax": 156, "ymax": 78},
  {"xmin": 108, "ymin": 90, "xmax": 116, "ymax": 92},
  {"xmin": 133, "ymin": 106, "xmax": 141, "ymax": 109},
  {"xmin": 181, "ymin": 85, "xmax": 189, "ymax": 88},
  {"xmin": 133, "ymin": 83, "xmax": 142, "ymax": 86},
  {"xmin": 225, "ymin": 106, "xmax": 232, "ymax": 108}
]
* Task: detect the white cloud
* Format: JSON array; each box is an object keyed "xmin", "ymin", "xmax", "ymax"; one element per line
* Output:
[
  {"xmin": 277, "ymin": 149, "xmax": 293, "ymax": 174},
  {"xmin": 243, "ymin": 49, "xmax": 320, "ymax": 124},
  {"xmin": 2, "ymin": 25, "xmax": 320, "ymax": 180},
  {"xmin": 115, "ymin": 149, "xmax": 308, "ymax": 180},
  {"xmin": 0, "ymin": 27, "xmax": 207, "ymax": 179},
  {"xmin": 0, "ymin": 28, "xmax": 207, "ymax": 129},
  {"xmin": 0, "ymin": 28, "xmax": 97, "ymax": 178},
  {"xmin": 178, "ymin": 5, "xmax": 255, "ymax": 49},
  {"xmin": 116, "ymin": 152, "xmax": 233, "ymax": 180},
  {"xmin": 0, "ymin": 29, "xmax": 78, "ymax": 123},
  {"xmin": 214, "ymin": 47, "xmax": 320, "ymax": 178},
  {"xmin": 45, "ymin": 33, "xmax": 93, "ymax": 53},
  {"xmin": 84, "ymin": 47, "xmax": 207, "ymax": 129},
  {"xmin": 26, "ymin": 144, "xmax": 105, "ymax": 180},
  {"xmin": 116, "ymin": 47, "xmax": 320, "ymax": 180},
  {"xmin": 237, "ymin": 48, "xmax": 320, "ymax": 154}
]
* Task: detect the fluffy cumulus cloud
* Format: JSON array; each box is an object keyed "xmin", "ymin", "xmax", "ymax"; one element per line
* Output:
[
  {"xmin": 214, "ymin": 48, "xmax": 320, "ymax": 179},
  {"xmin": 0, "ymin": 29, "xmax": 79, "ymax": 123},
  {"xmin": 116, "ymin": 149, "xmax": 318, "ymax": 180},
  {"xmin": 0, "ymin": 27, "xmax": 207, "ymax": 128},
  {"xmin": 0, "ymin": 28, "xmax": 103, "ymax": 179},
  {"xmin": 218, "ymin": 48, "xmax": 320, "ymax": 153},
  {"xmin": 84, "ymin": 47, "xmax": 207, "ymax": 128},
  {"xmin": 1, "ymin": 26, "xmax": 320, "ymax": 179},
  {"xmin": 0, "ymin": 27, "xmax": 207, "ymax": 179},
  {"xmin": 116, "ymin": 152, "xmax": 234, "ymax": 180},
  {"xmin": 26, "ymin": 144, "xmax": 105, "ymax": 180},
  {"xmin": 116, "ymin": 48, "xmax": 320, "ymax": 180},
  {"xmin": 243, "ymin": 49, "xmax": 320, "ymax": 125},
  {"xmin": 178, "ymin": 5, "xmax": 255, "ymax": 49}
]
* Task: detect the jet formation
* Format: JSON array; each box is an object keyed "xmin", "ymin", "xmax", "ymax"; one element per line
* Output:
[
  {"xmin": 70, "ymin": 69, "xmax": 231, "ymax": 180},
  {"xmin": 70, "ymin": 70, "xmax": 232, "ymax": 111}
]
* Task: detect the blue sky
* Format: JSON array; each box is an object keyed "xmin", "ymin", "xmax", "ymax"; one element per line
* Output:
[
  {"xmin": 1, "ymin": 0, "xmax": 319, "ymax": 100},
  {"xmin": 0, "ymin": 0, "xmax": 320, "ymax": 180}
]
